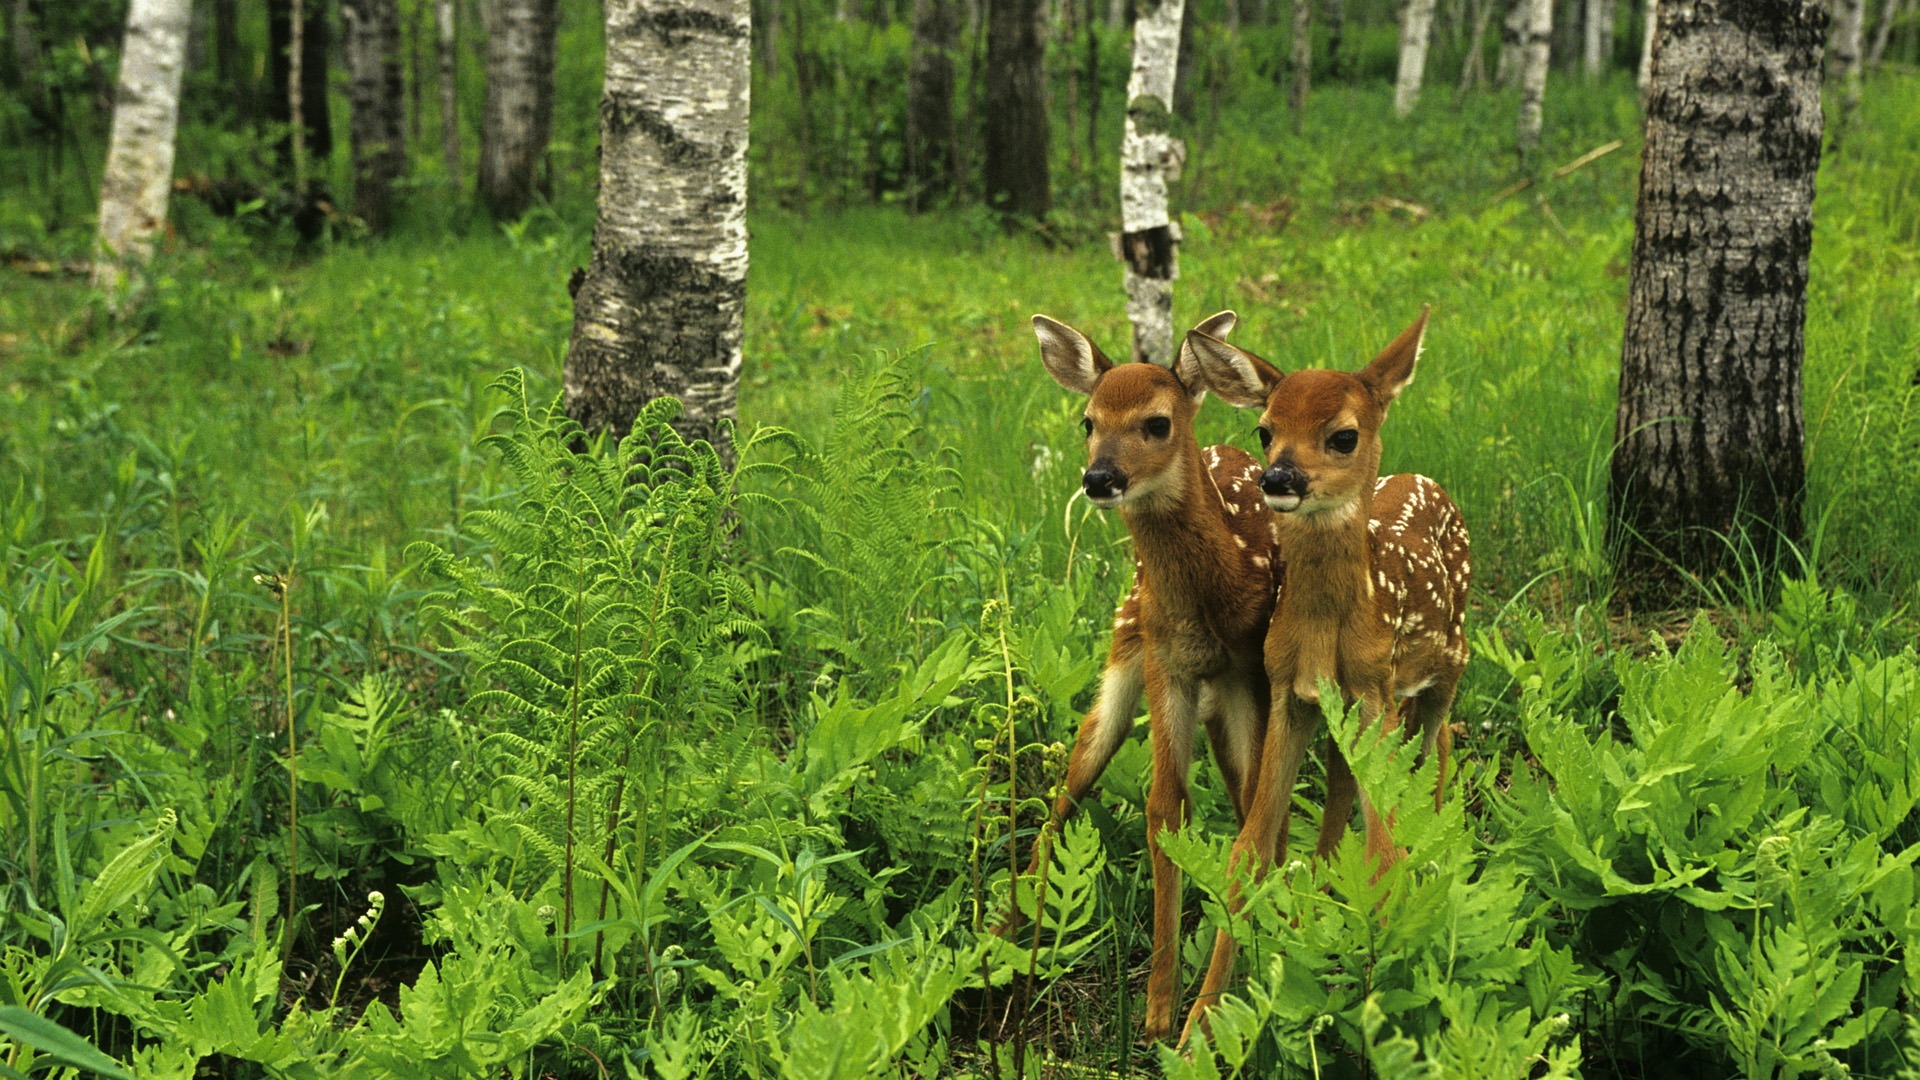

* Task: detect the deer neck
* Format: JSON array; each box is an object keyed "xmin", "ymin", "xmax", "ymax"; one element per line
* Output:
[
  {"xmin": 1122, "ymin": 448, "xmax": 1245, "ymax": 626},
  {"xmin": 1273, "ymin": 489, "xmax": 1376, "ymax": 701}
]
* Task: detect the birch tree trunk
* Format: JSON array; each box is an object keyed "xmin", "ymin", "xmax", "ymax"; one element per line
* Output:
[
  {"xmin": 1514, "ymin": 0, "xmax": 1550, "ymax": 152},
  {"xmin": 1583, "ymin": 0, "xmax": 1604, "ymax": 73},
  {"xmin": 1290, "ymin": 0, "xmax": 1311, "ymax": 130},
  {"xmin": 1611, "ymin": 0, "xmax": 1825, "ymax": 601},
  {"xmin": 94, "ymin": 0, "xmax": 192, "ymax": 292},
  {"xmin": 1118, "ymin": 0, "xmax": 1184, "ymax": 365},
  {"xmin": 1394, "ymin": 0, "xmax": 1438, "ymax": 115},
  {"xmin": 1497, "ymin": 0, "xmax": 1526, "ymax": 83},
  {"xmin": 563, "ymin": 0, "xmax": 750, "ymax": 464},
  {"xmin": 1637, "ymin": 0, "xmax": 1656, "ymax": 90},
  {"xmin": 344, "ymin": 0, "xmax": 407, "ymax": 232},
  {"xmin": 908, "ymin": 0, "xmax": 959, "ymax": 207},
  {"xmin": 1830, "ymin": 0, "xmax": 1864, "ymax": 132},
  {"xmin": 984, "ymin": 0, "xmax": 1051, "ymax": 217},
  {"xmin": 437, "ymin": 0, "xmax": 460, "ymax": 186},
  {"xmin": 1868, "ymin": 0, "xmax": 1902, "ymax": 68},
  {"xmin": 479, "ymin": 0, "xmax": 559, "ymax": 219},
  {"xmin": 1459, "ymin": 0, "xmax": 1494, "ymax": 89},
  {"xmin": 270, "ymin": 0, "xmax": 334, "ymax": 169}
]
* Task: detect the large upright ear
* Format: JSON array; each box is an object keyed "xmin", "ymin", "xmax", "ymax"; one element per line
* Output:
[
  {"xmin": 1032, "ymin": 315, "xmax": 1113, "ymax": 396},
  {"xmin": 1182, "ymin": 329, "xmax": 1283, "ymax": 410},
  {"xmin": 1171, "ymin": 310, "xmax": 1238, "ymax": 402},
  {"xmin": 1357, "ymin": 305, "xmax": 1431, "ymax": 409}
]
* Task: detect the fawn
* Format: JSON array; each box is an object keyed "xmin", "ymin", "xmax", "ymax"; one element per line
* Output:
[
  {"xmin": 1012, "ymin": 310, "xmax": 1280, "ymax": 1041},
  {"xmin": 1177, "ymin": 306, "xmax": 1471, "ymax": 1042}
]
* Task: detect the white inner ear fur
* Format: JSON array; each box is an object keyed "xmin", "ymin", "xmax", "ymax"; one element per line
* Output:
[
  {"xmin": 1192, "ymin": 337, "xmax": 1270, "ymax": 409},
  {"xmin": 1033, "ymin": 317, "xmax": 1101, "ymax": 394}
]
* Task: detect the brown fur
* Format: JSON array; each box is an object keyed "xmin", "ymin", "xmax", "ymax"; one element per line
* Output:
[{"xmin": 1179, "ymin": 307, "xmax": 1472, "ymax": 1044}]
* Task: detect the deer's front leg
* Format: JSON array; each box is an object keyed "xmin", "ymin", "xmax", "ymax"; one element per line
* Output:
[
  {"xmin": 1141, "ymin": 652, "xmax": 1198, "ymax": 1043},
  {"xmin": 1181, "ymin": 689, "xmax": 1318, "ymax": 1046}
]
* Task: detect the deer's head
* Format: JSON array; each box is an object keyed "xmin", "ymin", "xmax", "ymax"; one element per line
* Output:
[
  {"xmin": 1185, "ymin": 306, "xmax": 1429, "ymax": 525},
  {"xmin": 1032, "ymin": 312, "xmax": 1237, "ymax": 512}
]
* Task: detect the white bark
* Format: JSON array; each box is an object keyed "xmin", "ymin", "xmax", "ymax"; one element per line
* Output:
[
  {"xmin": 1394, "ymin": 0, "xmax": 1438, "ymax": 116},
  {"xmin": 1119, "ymin": 0, "xmax": 1185, "ymax": 365},
  {"xmin": 1637, "ymin": 0, "xmax": 1656, "ymax": 93},
  {"xmin": 1832, "ymin": 0, "xmax": 1864, "ymax": 115},
  {"xmin": 94, "ymin": 0, "xmax": 192, "ymax": 292},
  {"xmin": 1459, "ymin": 0, "xmax": 1494, "ymax": 90},
  {"xmin": 1108, "ymin": 0, "xmax": 1125, "ymax": 29},
  {"xmin": 438, "ymin": 0, "xmax": 460, "ymax": 187},
  {"xmin": 1869, "ymin": 0, "xmax": 1903, "ymax": 68},
  {"xmin": 1290, "ymin": 0, "xmax": 1311, "ymax": 128},
  {"xmin": 563, "ymin": 0, "xmax": 751, "ymax": 461},
  {"xmin": 1497, "ymin": 0, "xmax": 1526, "ymax": 84},
  {"xmin": 1515, "ymin": 0, "xmax": 1550, "ymax": 152},
  {"xmin": 1582, "ymin": 0, "xmax": 1605, "ymax": 74}
]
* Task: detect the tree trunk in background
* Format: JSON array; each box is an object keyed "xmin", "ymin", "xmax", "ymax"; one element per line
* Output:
[
  {"xmin": 1324, "ymin": 0, "xmax": 1343, "ymax": 75},
  {"xmin": 94, "ymin": 0, "xmax": 192, "ymax": 293},
  {"xmin": 1172, "ymin": 0, "xmax": 1194, "ymax": 120},
  {"xmin": 344, "ymin": 0, "xmax": 407, "ymax": 232},
  {"xmin": 1394, "ymin": 0, "xmax": 1437, "ymax": 115},
  {"xmin": 1598, "ymin": 0, "xmax": 1614, "ymax": 64},
  {"xmin": 1583, "ymin": 0, "xmax": 1605, "ymax": 72},
  {"xmin": 1830, "ymin": 0, "xmax": 1864, "ymax": 133},
  {"xmin": 1460, "ymin": 0, "xmax": 1493, "ymax": 89},
  {"xmin": 1497, "ymin": 0, "xmax": 1525, "ymax": 83},
  {"xmin": 212, "ymin": 0, "xmax": 249, "ymax": 119},
  {"xmin": 438, "ymin": 0, "xmax": 461, "ymax": 187},
  {"xmin": 1611, "ymin": 0, "xmax": 1824, "ymax": 603},
  {"xmin": 270, "ymin": 0, "xmax": 334, "ymax": 167},
  {"xmin": 408, "ymin": 2, "xmax": 424, "ymax": 143},
  {"xmin": 984, "ymin": 0, "xmax": 1051, "ymax": 217},
  {"xmin": 1109, "ymin": 0, "xmax": 1125, "ymax": 29},
  {"xmin": 11, "ymin": 0, "xmax": 47, "ymax": 116},
  {"xmin": 1290, "ymin": 0, "xmax": 1310, "ymax": 130},
  {"xmin": 1084, "ymin": 0, "xmax": 1099, "ymax": 165},
  {"xmin": 908, "ymin": 0, "xmax": 959, "ymax": 207},
  {"xmin": 1868, "ymin": 0, "xmax": 1902, "ymax": 68},
  {"xmin": 564, "ymin": 0, "xmax": 750, "ymax": 462},
  {"xmin": 1063, "ymin": 0, "xmax": 1082, "ymax": 176},
  {"xmin": 1225, "ymin": 0, "xmax": 1239, "ymax": 31},
  {"xmin": 1637, "ymin": 0, "xmax": 1656, "ymax": 90},
  {"xmin": 1514, "ymin": 0, "xmax": 1550, "ymax": 152},
  {"xmin": 1118, "ymin": 0, "xmax": 1184, "ymax": 364},
  {"xmin": 479, "ymin": 0, "xmax": 559, "ymax": 219},
  {"xmin": 761, "ymin": 0, "xmax": 780, "ymax": 74}
]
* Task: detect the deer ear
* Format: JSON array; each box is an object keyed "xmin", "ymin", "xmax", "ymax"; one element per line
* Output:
[
  {"xmin": 1358, "ymin": 305, "xmax": 1431, "ymax": 408},
  {"xmin": 1032, "ymin": 315, "xmax": 1113, "ymax": 396},
  {"xmin": 1171, "ymin": 311, "xmax": 1237, "ymax": 402},
  {"xmin": 1183, "ymin": 329, "xmax": 1282, "ymax": 410}
]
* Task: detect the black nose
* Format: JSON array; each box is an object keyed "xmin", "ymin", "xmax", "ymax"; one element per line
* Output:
[
  {"xmin": 1083, "ymin": 466, "xmax": 1126, "ymax": 499},
  {"xmin": 1261, "ymin": 465, "xmax": 1307, "ymax": 497}
]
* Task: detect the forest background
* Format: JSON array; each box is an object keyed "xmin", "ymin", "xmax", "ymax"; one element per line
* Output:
[{"xmin": 3, "ymin": 0, "xmax": 1920, "ymax": 1076}]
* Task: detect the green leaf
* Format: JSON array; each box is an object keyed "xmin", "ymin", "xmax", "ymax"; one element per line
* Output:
[{"xmin": 0, "ymin": 1007, "xmax": 136, "ymax": 1079}]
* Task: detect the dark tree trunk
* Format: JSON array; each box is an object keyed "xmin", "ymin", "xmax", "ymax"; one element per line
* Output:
[
  {"xmin": 1610, "ymin": 0, "xmax": 1826, "ymax": 604},
  {"xmin": 983, "ymin": 0, "xmax": 1050, "ymax": 217},
  {"xmin": 1323, "ymin": 0, "xmax": 1343, "ymax": 76},
  {"xmin": 344, "ymin": 0, "xmax": 407, "ymax": 232},
  {"xmin": 564, "ymin": 0, "xmax": 751, "ymax": 465},
  {"xmin": 269, "ymin": 0, "xmax": 334, "ymax": 163},
  {"xmin": 907, "ymin": 0, "xmax": 959, "ymax": 208},
  {"xmin": 479, "ymin": 0, "xmax": 559, "ymax": 218},
  {"xmin": 212, "ymin": 0, "xmax": 249, "ymax": 119}
]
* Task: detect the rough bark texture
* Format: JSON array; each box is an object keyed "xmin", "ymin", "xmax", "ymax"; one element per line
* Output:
[
  {"xmin": 94, "ymin": 0, "xmax": 192, "ymax": 291},
  {"xmin": 563, "ymin": 0, "xmax": 751, "ymax": 464},
  {"xmin": 1394, "ymin": 0, "xmax": 1438, "ymax": 115},
  {"xmin": 344, "ymin": 0, "xmax": 408, "ymax": 232},
  {"xmin": 984, "ymin": 0, "xmax": 1051, "ymax": 217},
  {"xmin": 908, "ymin": 0, "xmax": 959, "ymax": 207},
  {"xmin": 1611, "ymin": 0, "xmax": 1825, "ymax": 602},
  {"xmin": 479, "ymin": 0, "xmax": 559, "ymax": 219},
  {"xmin": 1290, "ymin": 0, "xmax": 1311, "ymax": 129},
  {"xmin": 269, "ymin": 0, "xmax": 334, "ymax": 165},
  {"xmin": 1515, "ymin": 0, "xmax": 1550, "ymax": 151},
  {"xmin": 1497, "ymin": 0, "xmax": 1525, "ymax": 83},
  {"xmin": 1119, "ymin": 0, "xmax": 1184, "ymax": 364},
  {"xmin": 1638, "ymin": 0, "xmax": 1657, "ymax": 90},
  {"xmin": 438, "ymin": 0, "xmax": 461, "ymax": 187}
]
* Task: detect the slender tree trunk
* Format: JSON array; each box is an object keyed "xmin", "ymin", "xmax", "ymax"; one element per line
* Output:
[
  {"xmin": 1583, "ymin": 0, "xmax": 1604, "ymax": 72},
  {"xmin": 1515, "ymin": 0, "xmax": 1550, "ymax": 153},
  {"xmin": 212, "ymin": 0, "xmax": 249, "ymax": 119},
  {"xmin": 761, "ymin": 0, "xmax": 780, "ymax": 74},
  {"xmin": 479, "ymin": 0, "xmax": 559, "ymax": 218},
  {"xmin": 1868, "ymin": 0, "xmax": 1902, "ymax": 68},
  {"xmin": 1637, "ymin": 0, "xmax": 1656, "ymax": 90},
  {"xmin": 1830, "ymin": 0, "xmax": 1864, "ymax": 135},
  {"xmin": 344, "ymin": 0, "xmax": 407, "ymax": 231},
  {"xmin": 908, "ymin": 0, "xmax": 959, "ymax": 207},
  {"xmin": 1611, "ymin": 0, "xmax": 1825, "ymax": 603},
  {"xmin": 984, "ymin": 0, "xmax": 1051, "ymax": 217},
  {"xmin": 1172, "ymin": 0, "xmax": 1194, "ymax": 120},
  {"xmin": 564, "ymin": 0, "xmax": 750, "ymax": 463},
  {"xmin": 1118, "ymin": 0, "xmax": 1184, "ymax": 364},
  {"xmin": 1290, "ymin": 0, "xmax": 1310, "ymax": 129},
  {"xmin": 408, "ymin": 0, "xmax": 424, "ymax": 143},
  {"xmin": 1323, "ymin": 0, "xmax": 1343, "ymax": 75},
  {"xmin": 1497, "ymin": 0, "xmax": 1524, "ymax": 83},
  {"xmin": 1598, "ymin": 0, "xmax": 1614, "ymax": 63},
  {"xmin": 1108, "ymin": 0, "xmax": 1125, "ymax": 28},
  {"xmin": 1225, "ymin": 0, "xmax": 1239, "ymax": 31},
  {"xmin": 1084, "ymin": 0, "xmax": 1099, "ymax": 165},
  {"xmin": 94, "ymin": 0, "xmax": 192, "ymax": 293},
  {"xmin": 1459, "ymin": 0, "xmax": 1493, "ymax": 89},
  {"xmin": 270, "ymin": 0, "xmax": 334, "ymax": 171},
  {"xmin": 1063, "ymin": 0, "xmax": 1083, "ymax": 178},
  {"xmin": 437, "ymin": 0, "xmax": 460, "ymax": 187},
  {"xmin": 1394, "ymin": 0, "xmax": 1437, "ymax": 115}
]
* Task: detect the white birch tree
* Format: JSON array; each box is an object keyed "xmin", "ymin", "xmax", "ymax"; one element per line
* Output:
[
  {"xmin": 1831, "ymin": 0, "xmax": 1865, "ymax": 127},
  {"xmin": 437, "ymin": 0, "xmax": 460, "ymax": 187},
  {"xmin": 1515, "ymin": 0, "xmax": 1551, "ymax": 153},
  {"xmin": 1394, "ymin": 0, "xmax": 1438, "ymax": 116},
  {"xmin": 1637, "ymin": 0, "xmax": 1657, "ymax": 92},
  {"xmin": 1118, "ymin": 0, "xmax": 1186, "ymax": 365},
  {"xmin": 562, "ymin": 0, "xmax": 751, "ymax": 464},
  {"xmin": 94, "ymin": 0, "xmax": 193, "ymax": 294}
]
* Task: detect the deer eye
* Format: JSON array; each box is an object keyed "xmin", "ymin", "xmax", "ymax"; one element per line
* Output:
[
  {"xmin": 1256, "ymin": 427, "xmax": 1272, "ymax": 451},
  {"xmin": 1327, "ymin": 429, "xmax": 1359, "ymax": 454},
  {"xmin": 1145, "ymin": 416, "xmax": 1171, "ymax": 438},
  {"xmin": 1082, "ymin": 417, "xmax": 1094, "ymax": 437}
]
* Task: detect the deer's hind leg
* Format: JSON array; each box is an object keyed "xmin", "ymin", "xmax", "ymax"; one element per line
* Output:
[{"xmin": 1402, "ymin": 676, "xmax": 1461, "ymax": 813}]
